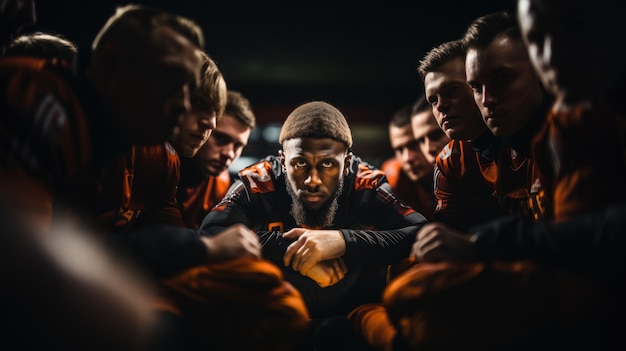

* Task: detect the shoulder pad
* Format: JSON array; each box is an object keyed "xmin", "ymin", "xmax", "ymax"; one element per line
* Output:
[
  {"xmin": 354, "ymin": 163, "xmax": 385, "ymax": 190},
  {"xmin": 239, "ymin": 160, "xmax": 276, "ymax": 193}
]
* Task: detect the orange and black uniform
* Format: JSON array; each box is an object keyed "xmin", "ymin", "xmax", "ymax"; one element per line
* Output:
[
  {"xmin": 434, "ymin": 102, "xmax": 551, "ymax": 234},
  {"xmin": 361, "ymin": 98, "xmax": 626, "ymax": 350},
  {"xmin": 424, "ymin": 100, "xmax": 626, "ymax": 350},
  {"xmin": 478, "ymin": 101, "xmax": 551, "ymax": 223},
  {"xmin": 201, "ymin": 154, "xmax": 426, "ymax": 350},
  {"xmin": 351, "ymin": 97, "xmax": 556, "ymax": 350},
  {"xmin": 98, "ymin": 145, "xmax": 311, "ymax": 351},
  {"xmin": 94, "ymin": 142, "xmax": 211, "ymax": 278},
  {"xmin": 178, "ymin": 157, "xmax": 232, "ymax": 229},
  {"xmin": 533, "ymin": 100, "xmax": 626, "ymax": 222},
  {"xmin": 433, "ymin": 133, "xmax": 507, "ymax": 231},
  {"xmin": 469, "ymin": 100, "xmax": 626, "ymax": 269},
  {"xmin": 0, "ymin": 56, "xmax": 125, "ymax": 230},
  {"xmin": 1, "ymin": 56, "xmax": 309, "ymax": 351},
  {"xmin": 380, "ymin": 157, "xmax": 435, "ymax": 221},
  {"xmin": 96, "ymin": 142, "xmax": 185, "ymax": 234},
  {"xmin": 201, "ymin": 154, "xmax": 427, "ymax": 318}
]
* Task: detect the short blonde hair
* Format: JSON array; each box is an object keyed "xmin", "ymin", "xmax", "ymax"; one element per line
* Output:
[{"xmin": 194, "ymin": 51, "xmax": 227, "ymax": 116}]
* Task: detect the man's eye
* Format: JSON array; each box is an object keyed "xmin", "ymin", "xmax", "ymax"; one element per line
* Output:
[
  {"xmin": 321, "ymin": 161, "xmax": 333, "ymax": 168},
  {"xmin": 294, "ymin": 161, "xmax": 307, "ymax": 168}
]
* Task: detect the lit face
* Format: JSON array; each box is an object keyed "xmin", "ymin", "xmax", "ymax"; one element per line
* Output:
[
  {"xmin": 389, "ymin": 123, "xmax": 430, "ymax": 181},
  {"xmin": 281, "ymin": 137, "xmax": 350, "ymax": 211},
  {"xmin": 411, "ymin": 109, "xmax": 449, "ymax": 165},
  {"xmin": 517, "ymin": 0, "xmax": 619, "ymax": 101},
  {"xmin": 424, "ymin": 57, "xmax": 486, "ymax": 141},
  {"xmin": 0, "ymin": 0, "xmax": 36, "ymax": 50},
  {"xmin": 172, "ymin": 108, "xmax": 216, "ymax": 158},
  {"xmin": 112, "ymin": 25, "xmax": 202, "ymax": 145},
  {"xmin": 517, "ymin": 0, "xmax": 559, "ymax": 96},
  {"xmin": 466, "ymin": 35, "xmax": 544, "ymax": 138},
  {"xmin": 195, "ymin": 114, "xmax": 252, "ymax": 177}
]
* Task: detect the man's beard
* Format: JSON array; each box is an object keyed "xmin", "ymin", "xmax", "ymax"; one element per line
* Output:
[{"xmin": 286, "ymin": 178, "xmax": 343, "ymax": 228}]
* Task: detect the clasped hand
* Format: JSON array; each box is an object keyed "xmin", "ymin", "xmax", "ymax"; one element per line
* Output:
[{"xmin": 282, "ymin": 228, "xmax": 347, "ymax": 287}]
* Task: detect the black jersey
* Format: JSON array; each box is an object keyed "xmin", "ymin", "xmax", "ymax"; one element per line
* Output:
[{"xmin": 201, "ymin": 154, "xmax": 427, "ymax": 317}]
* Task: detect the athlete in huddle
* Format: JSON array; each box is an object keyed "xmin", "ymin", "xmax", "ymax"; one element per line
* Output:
[{"xmin": 201, "ymin": 100, "xmax": 427, "ymax": 351}]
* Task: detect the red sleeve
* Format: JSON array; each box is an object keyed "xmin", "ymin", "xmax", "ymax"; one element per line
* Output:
[
  {"xmin": 179, "ymin": 170, "xmax": 232, "ymax": 229},
  {"xmin": 433, "ymin": 140, "xmax": 506, "ymax": 232},
  {"xmin": 380, "ymin": 157, "xmax": 402, "ymax": 189},
  {"xmin": 97, "ymin": 143, "xmax": 185, "ymax": 232}
]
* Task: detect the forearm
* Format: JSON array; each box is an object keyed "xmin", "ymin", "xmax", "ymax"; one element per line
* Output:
[
  {"xmin": 342, "ymin": 225, "xmax": 419, "ymax": 264},
  {"xmin": 107, "ymin": 225, "xmax": 206, "ymax": 278},
  {"xmin": 471, "ymin": 204, "xmax": 626, "ymax": 272}
]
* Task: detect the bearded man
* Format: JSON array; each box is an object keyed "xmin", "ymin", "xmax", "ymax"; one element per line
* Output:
[{"xmin": 200, "ymin": 100, "xmax": 427, "ymax": 350}]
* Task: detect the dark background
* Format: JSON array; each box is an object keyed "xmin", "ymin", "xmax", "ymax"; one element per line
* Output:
[{"xmin": 32, "ymin": 0, "xmax": 514, "ymax": 167}]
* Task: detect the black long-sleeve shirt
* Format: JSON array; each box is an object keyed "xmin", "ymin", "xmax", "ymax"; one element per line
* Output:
[{"xmin": 201, "ymin": 154, "xmax": 427, "ymax": 317}]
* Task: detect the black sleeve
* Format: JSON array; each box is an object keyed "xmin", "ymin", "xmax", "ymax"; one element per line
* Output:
[
  {"xmin": 107, "ymin": 224, "xmax": 207, "ymax": 279},
  {"xmin": 342, "ymin": 182, "xmax": 428, "ymax": 265},
  {"xmin": 199, "ymin": 180, "xmax": 293, "ymax": 261},
  {"xmin": 471, "ymin": 204, "xmax": 626, "ymax": 274}
]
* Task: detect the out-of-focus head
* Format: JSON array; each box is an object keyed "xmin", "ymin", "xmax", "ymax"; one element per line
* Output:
[
  {"xmin": 0, "ymin": 0, "xmax": 36, "ymax": 52},
  {"xmin": 195, "ymin": 90, "xmax": 255, "ymax": 177},
  {"xmin": 420, "ymin": 39, "xmax": 486, "ymax": 141},
  {"xmin": 410, "ymin": 96, "xmax": 449, "ymax": 165},
  {"xmin": 279, "ymin": 101, "xmax": 352, "ymax": 227},
  {"xmin": 517, "ymin": 0, "xmax": 624, "ymax": 102},
  {"xmin": 89, "ymin": 4, "xmax": 204, "ymax": 146},
  {"xmin": 463, "ymin": 11, "xmax": 544, "ymax": 138},
  {"xmin": 388, "ymin": 102, "xmax": 431, "ymax": 181},
  {"xmin": 172, "ymin": 51, "xmax": 227, "ymax": 158},
  {"xmin": 4, "ymin": 31, "xmax": 78, "ymax": 72}
]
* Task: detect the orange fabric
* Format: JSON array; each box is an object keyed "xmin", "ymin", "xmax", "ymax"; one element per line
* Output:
[
  {"xmin": 1, "ymin": 57, "xmax": 90, "ymax": 232},
  {"xmin": 354, "ymin": 164, "xmax": 386, "ymax": 191},
  {"xmin": 532, "ymin": 101, "xmax": 626, "ymax": 222},
  {"xmin": 178, "ymin": 170, "xmax": 231, "ymax": 229},
  {"xmin": 379, "ymin": 261, "xmax": 612, "ymax": 350},
  {"xmin": 348, "ymin": 303, "xmax": 396, "ymax": 351},
  {"xmin": 433, "ymin": 140, "xmax": 507, "ymax": 231},
  {"xmin": 157, "ymin": 257, "xmax": 310, "ymax": 351},
  {"xmin": 477, "ymin": 145, "xmax": 548, "ymax": 222},
  {"xmin": 96, "ymin": 143, "xmax": 184, "ymax": 231},
  {"xmin": 380, "ymin": 158, "xmax": 402, "ymax": 189},
  {"xmin": 380, "ymin": 158, "xmax": 435, "ymax": 220}
]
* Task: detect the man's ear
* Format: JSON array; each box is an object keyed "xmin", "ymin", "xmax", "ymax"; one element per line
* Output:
[
  {"xmin": 344, "ymin": 152, "xmax": 353, "ymax": 176},
  {"xmin": 279, "ymin": 150, "xmax": 286, "ymax": 172}
]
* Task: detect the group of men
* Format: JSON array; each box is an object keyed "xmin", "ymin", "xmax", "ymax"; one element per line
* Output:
[
  {"xmin": 2, "ymin": 0, "xmax": 626, "ymax": 351},
  {"xmin": 354, "ymin": 1, "xmax": 626, "ymax": 350}
]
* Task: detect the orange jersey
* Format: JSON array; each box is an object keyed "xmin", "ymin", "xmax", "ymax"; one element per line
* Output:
[
  {"xmin": 96, "ymin": 142, "xmax": 184, "ymax": 232},
  {"xmin": 380, "ymin": 158, "xmax": 435, "ymax": 220},
  {"xmin": 0, "ymin": 57, "xmax": 92, "ymax": 231},
  {"xmin": 485, "ymin": 144, "xmax": 548, "ymax": 222},
  {"xmin": 178, "ymin": 169, "xmax": 232, "ymax": 229},
  {"xmin": 533, "ymin": 100, "xmax": 626, "ymax": 222},
  {"xmin": 433, "ymin": 139, "xmax": 508, "ymax": 231}
]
